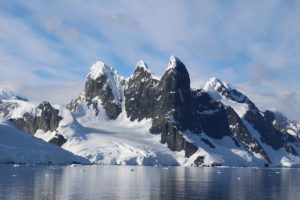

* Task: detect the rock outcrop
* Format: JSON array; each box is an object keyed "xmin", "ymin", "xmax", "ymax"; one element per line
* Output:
[{"xmin": 10, "ymin": 101, "xmax": 62, "ymax": 134}]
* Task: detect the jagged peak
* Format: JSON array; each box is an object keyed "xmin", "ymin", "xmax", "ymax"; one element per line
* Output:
[
  {"xmin": 166, "ymin": 55, "xmax": 182, "ymax": 71},
  {"xmin": 203, "ymin": 77, "xmax": 249, "ymax": 104},
  {"xmin": 87, "ymin": 61, "xmax": 118, "ymax": 80},
  {"xmin": 204, "ymin": 77, "xmax": 231, "ymax": 91},
  {"xmin": 136, "ymin": 60, "xmax": 149, "ymax": 70},
  {"xmin": 159, "ymin": 55, "xmax": 190, "ymax": 91},
  {"xmin": 135, "ymin": 60, "xmax": 151, "ymax": 74}
]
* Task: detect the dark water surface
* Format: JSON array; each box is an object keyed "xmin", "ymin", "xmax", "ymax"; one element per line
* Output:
[{"xmin": 0, "ymin": 165, "xmax": 300, "ymax": 200}]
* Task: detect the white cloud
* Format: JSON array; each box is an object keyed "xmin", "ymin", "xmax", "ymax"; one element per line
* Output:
[{"xmin": 1, "ymin": 0, "xmax": 300, "ymax": 120}]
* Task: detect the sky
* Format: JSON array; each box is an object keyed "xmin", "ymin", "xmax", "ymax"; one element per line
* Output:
[{"xmin": 0, "ymin": 0, "xmax": 300, "ymax": 120}]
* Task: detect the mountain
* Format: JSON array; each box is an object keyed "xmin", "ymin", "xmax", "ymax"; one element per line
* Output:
[
  {"xmin": 0, "ymin": 89, "xmax": 28, "ymax": 101},
  {"xmin": 1, "ymin": 56, "xmax": 300, "ymax": 167}
]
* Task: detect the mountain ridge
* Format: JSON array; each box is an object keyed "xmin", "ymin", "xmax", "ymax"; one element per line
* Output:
[{"xmin": 1, "ymin": 55, "xmax": 300, "ymax": 167}]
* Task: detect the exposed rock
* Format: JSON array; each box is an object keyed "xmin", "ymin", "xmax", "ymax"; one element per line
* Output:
[
  {"xmin": 68, "ymin": 61, "xmax": 123, "ymax": 120},
  {"xmin": 124, "ymin": 61, "xmax": 158, "ymax": 121},
  {"xmin": 225, "ymin": 106, "xmax": 271, "ymax": 162},
  {"xmin": 159, "ymin": 120, "xmax": 198, "ymax": 157},
  {"xmin": 48, "ymin": 134, "xmax": 67, "ymax": 146},
  {"xmin": 10, "ymin": 101, "xmax": 62, "ymax": 134},
  {"xmin": 194, "ymin": 156, "xmax": 205, "ymax": 166}
]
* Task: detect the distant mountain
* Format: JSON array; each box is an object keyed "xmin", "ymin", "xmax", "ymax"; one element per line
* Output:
[
  {"xmin": 0, "ymin": 89, "xmax": 28, "ymax": 101},
  {"xmin": 1, "ymin": 56, "xmax": 300, "ymax": 167}
]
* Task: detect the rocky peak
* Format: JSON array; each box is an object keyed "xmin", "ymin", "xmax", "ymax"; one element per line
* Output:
[
  {"xmin": 166, "ymin": 55, "xmax": 181, "ymax": 70},
  {"xmin": 132, "ymin": 60, "xmax": 152, "ymax": 80},
  {"xmin": 124, "ymin": 60, "xmax": 158, "ymax": 121},
  {"xmin": 10, "ymin": 100, "xmax": 62, "ymax": 134},
  {"xmin": 82, "ymin": 61, "xmax": 123, "ymax": 119},
  {"xmin": 204, "ymin": 77, "xmax": 248, "ymax": 103},
  {"xmin": 159, "ymin": 55, "xmax": 190, "ymax": 92},
  {"xmin": 38, "ymin": 101, "xmax": 52, "ymax": 112},
  {"xmin": 136, "ymin": 60, "xmax": 150, "ymax": 72},
  {"xmin": 87, "ymin": 61, "xmax": 114, "ymax": 80},
  {"xmin": 85, "ymin": 61, "xmax": 123, "ymax": 104}
]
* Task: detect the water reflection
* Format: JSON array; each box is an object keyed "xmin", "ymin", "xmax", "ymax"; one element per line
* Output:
[{"xmin": 0, "ymin": 165, "xmax": 300, "ymax": 200}]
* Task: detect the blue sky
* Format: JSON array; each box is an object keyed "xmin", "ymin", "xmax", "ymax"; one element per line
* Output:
[{"xmin": 1, "ymin": 0, "xmax": 300, "ymax": 120}]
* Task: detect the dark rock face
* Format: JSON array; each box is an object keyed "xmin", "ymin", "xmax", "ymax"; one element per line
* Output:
[
  {"xmin": 125, "ymin": 57, "xmax": 234, "ymax": 158},
  {"xmin": 194, "ymin": 156, "xmax": 205, "ymax": 166},
  {"xmin": 48, "ymin": 134, "xmax": 67, "ymax": 146},
  {"xmin": 271, "ymin": 111, "xmax": 299, "ymax": 141},
  {"xmin": 124, "ymin": 66, "xmax": 158, "ymax": 121},
  {"xmin": 10, "ymin": 101, "xmax": 62, "ymax": 134},
  {"xmin": 225, "ymin": 106, "xmax": 271, "ymax": 162},
  {"xmin": 10, "ymin": 113, "xmax": 38, "ymax": 134},
  {"xmin": 68, "ymin": 63, "xmax": 124, "ymax": 120},
  {"xmin": 123, "ymin": 59, "xmax": 201, "ymax": 157},
  {"xmin": 245, "ymin": 109, "xmax": 287, "ymax": 150},
  {"xmin": 159, "ymin": 120, "xmax": 198, "ymax": 157},
  {"xmin": 84, "ymin": 75, "xmax": 122, "ymax": 120},
  {"xmin": 37, "ymin": 101, "xmax": 62, "ymax": 132}
]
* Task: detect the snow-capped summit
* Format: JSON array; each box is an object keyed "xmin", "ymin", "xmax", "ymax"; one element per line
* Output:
[
  {"xmin": 87, "ymin": 61, "xmax": 117, "ymax": 80},
  {"xmin": 203, "ymin": 77, "xmax": 255, "ymax": 118},
  {"xmin": 0, "ymin": 89, "xmax": 27, "ymax": 101},
  {"xmin": 87, "ymin": 61, "xmax": 123, "ymax": 105},
  {"xmin": 68, "ymin": 60, "xmax": 124, "ymax": 120},
  {"xmin": 167, "ymin": 55, "xmax": 182, "ymax": 70},
  {"xmin": 203, "ymin": 77, "xmax": 248, "ymax": 103},
  {"xmin": 134, "ymin": 60, "xmax": 152, "ymax": 75},
  {"xmin": 136, "ymin": 60, "xmax": 149, "ymax": 70},
  {"xmin": 160, "ymin": 55, "xmax": 190, "ymax": 92}
]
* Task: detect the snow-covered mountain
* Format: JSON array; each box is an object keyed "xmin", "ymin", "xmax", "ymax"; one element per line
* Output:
[
  {"xmin": 1, "ymin": 56, "xmax": 300, "ymax": 167},
  {"xmin": 0, "ymin": 88, "xmax": 28, "ymax": 101}
]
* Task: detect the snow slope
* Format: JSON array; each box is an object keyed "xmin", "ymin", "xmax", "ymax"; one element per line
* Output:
[
  {"xmin": 35, "ymin": 103, "xmax": 271, "ymax": 167},
  {"xmin": 176, "ymin": 131, "xmax": 266, "ymax": 167},
  {"xmin": 0, "ymin": 118, "xmax": 89, "ymax": 164},
  {"xmin": 36, "ymin": 103, "xmax": 180, "ymax": 166}
]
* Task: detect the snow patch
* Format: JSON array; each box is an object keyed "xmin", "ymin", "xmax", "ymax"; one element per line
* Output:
[{"xmin": 166, "ymin": 55, "xmax": 181, "ymax": 70}]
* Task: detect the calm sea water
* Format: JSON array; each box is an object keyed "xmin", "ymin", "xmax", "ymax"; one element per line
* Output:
[{"xmin": 0, "ymin": 165, "xmax": 300, "ymax": 200}]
